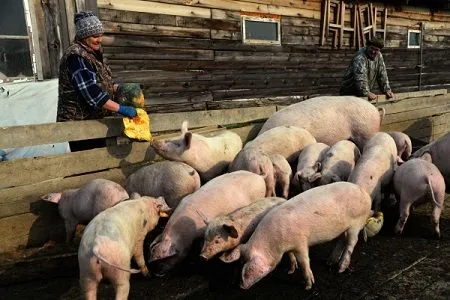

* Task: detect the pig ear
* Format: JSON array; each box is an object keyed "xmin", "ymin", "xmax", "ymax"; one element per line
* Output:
[
  {"xmin": 41, "ymin": 192, "xmax": 62, "ymax": 203},
  {"xmin": 295, "ymin": 171, "xmax": 302, "ymax": 183},
  {"xmin": 222, "ymin": 224, "xmax": 239, "ymax": 239},
  {"xmin": 219, "ymin": 245, "xmax": 241, "ymax": 263},
  {"xmin": 331, "ymin": 174, "xmax": 342, "ymax": 183},
  {"xmin": 184, "ymin": 132, "xmax": 192, "ymax": 150},
  {"xmin": 181, "ymin": 120, "xmax": 189, "ymax": 134},
  {"xmin": 308, "ymin": 172, "xmax": 321, "ymax": 183},
  {"xmin": 421, "ymin": 152, "xmax": 433, "ymax": 163}
]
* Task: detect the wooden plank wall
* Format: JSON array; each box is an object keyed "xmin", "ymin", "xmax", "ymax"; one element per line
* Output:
[
  {"xmin": 0, "ymin": 89, "xmax": 448, "ymax": 254},
  {"xmin": 94, "ymin": 0, "xmax": 450, "ymax": 112}
]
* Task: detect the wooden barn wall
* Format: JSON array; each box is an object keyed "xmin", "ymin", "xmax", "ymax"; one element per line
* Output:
[{"xmin": 95, "ymin": 0, "xmax": 450, "ymax": 112}]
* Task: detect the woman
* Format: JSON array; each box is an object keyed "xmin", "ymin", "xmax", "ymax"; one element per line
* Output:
[
  {"xmin": 57, "ymin": 11, "xmax": 137, "ymax": 151},
  {"xmin": 58, "ymin": 11, "xmax": 136, "ymax": 122}
]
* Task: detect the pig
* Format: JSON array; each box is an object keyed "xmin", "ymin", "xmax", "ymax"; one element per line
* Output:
[
  {"xmin": 151, "ymin": 121, "xmax": 243, "ymax": 182},
  {"xmin": 78, "ymin": 196, "xmax": 171, "ymax": 300},
  {"xmin": 388, "ymin": 131, "xmax": 412, "ymax": 162},
  {"xmin": 308, "ymin": 140, "xmax": 360, "ymax": 186},
  {"xmin": 125, "ymin": 161, "xmax": 201, "ymax": 209},
  {"xmin": 292, "ymin": 143, "xmax": 330, "ymax": 192},
  {"xmin": 393, "ymin": 158, "xmax": 445, "ymax": 238},
  {"xmin": 229, "ymin": 148, "xmax": 276, "ymax": 197},
  {"xmin": 270, "ymin": 154, "xmax": 292, "ymax": 199},
  {"xmin": 149, "ymin": 170, "xmax": 266, "ymax": 273},
  {"xmin": 411, "ymin": 132, "xmax": 450, "ymax": 190},
  {"xmin": 348, "ymin": 132, "xmax": 398, "ymax": 211},
  {"xmin": 244, "ymin": 126, "xmax": 316, "ymax": 163},
  {"xmin": 258, "ymin": 96, "xmax": 383, "ymax": 150},
  {"xmin": 200, "ymin": 197, "xmax": 287, "ymax": 261},
  {"xmin": 41, "ymin": 178, "xmax": 129, "ymax": 243},
  {"xmin": 221, "ymin": 182, "xmax": 372, "ymax": 290},
  {"xmin": 230, "ymin": 126, "xmax": 315, "ymax": 196}
]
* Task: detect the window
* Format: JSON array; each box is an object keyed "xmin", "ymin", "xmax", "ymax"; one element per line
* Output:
[
  {"xmin": 408, "ymin": 29, "xmax": 421, "ymax": 49},
  {"xmin": 242, "ymin": 15, "xmax": 281, "ymax": 45},
  {"xmin": 0, "ymin": 0, "xmax": 35, "ymax": 81}
]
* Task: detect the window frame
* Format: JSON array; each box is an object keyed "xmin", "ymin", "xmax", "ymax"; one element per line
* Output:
[
  {"xmin": 407, "ymin": 29, "xmax": 421, "ymax": 49},
  {"xmin": 241, "ymin": 15, "xmax": 281, "ymax": 46}
]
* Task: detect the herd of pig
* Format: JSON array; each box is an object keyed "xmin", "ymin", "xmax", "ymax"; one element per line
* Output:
[{"xmin": 41, "ymin": 96, "xmax": 448, "ymax": 300}]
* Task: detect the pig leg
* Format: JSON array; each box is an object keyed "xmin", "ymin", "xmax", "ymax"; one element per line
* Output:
[
  {"xmin": 395, "ymin": 198, "xmax": 412, "ymax": 235},
  {"xmin": 372, "ymin": 186, "xmax": 382, "ymax": 212},
  {"xmin": 430, "ymin": 185, "xmax": 444, "ymax": 239},
  {"xmin": 293, "ymin": 243, "xmax": 315, "ymax": 290},
  {"xmin": 279, "ymin": 175, "xmax": 290, "ymax": 199},
  {"xmin": 64, "ymin": 219, "xmax": 78, "ymax": 244},
  {"xmin": 111, "ymin": 272, "xmax": 131, "ymax": 300},
  {"xmin": 287, "ymin": 251, "xmax": 298, "ymax": 274},
  {"xmin": 79, "ymin": 257, "xmax": 102, "ymax": 300},
  {"xmin": 134, "ymin": 238, "xmax": 149, "ymax": 276},
  {"xmin": 337, "ymin": 227, "xmax": 360, "ymax": 273},
  {"xmin": 81, "ymin": 278, "xmax": 99, "ymax": 300},
  {"xmin": 327, "ymin": 233, "xmax": 347, "ymax": 266}
]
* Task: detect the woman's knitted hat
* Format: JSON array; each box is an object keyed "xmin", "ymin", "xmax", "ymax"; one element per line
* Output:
[{"xmin": 74, "ymin": 11, "xmax": 104, "ymax": 40}]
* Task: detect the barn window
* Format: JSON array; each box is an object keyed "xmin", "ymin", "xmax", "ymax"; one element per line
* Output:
[
  {"xmin": 407, "ymin": 29, "xmax": 421, "ymax": 49},
  {"xmin": 242, "ymin": 15, "xmax": 281, "ymax": 45}
]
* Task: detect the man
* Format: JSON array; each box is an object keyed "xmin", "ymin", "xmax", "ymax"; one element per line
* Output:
[
  {"xmin": 57, "ymin": 11, "xmax": 137, "ymax": 122},
  {"xmin": 340, "ymin": 37, "xmax": 394, "ymax": 101}
]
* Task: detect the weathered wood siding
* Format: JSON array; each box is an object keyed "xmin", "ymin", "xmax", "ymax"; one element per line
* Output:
[
  {"xmin": 0, "ymin": 89, "xmax": 448, "ymax": 254},
  {"xmin": 95, "ymin": 0, "xmax": 450, "ymax": 112}
]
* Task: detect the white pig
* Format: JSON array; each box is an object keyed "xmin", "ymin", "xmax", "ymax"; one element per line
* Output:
[
  {"xmin": 151, "ymin": 121, "xmax": 242, "ymax": 182},
  {"xmin": 388, "ymin": 131, "xmax": 412, "ymax": 162},
  {"xmin": 222, "ymin": 182, "xmax": 372, "ymax": 290},
  {"xmin": 78, "ymin": 196, "xmax": 171, "ymax": 300},
  {"xmin": 309, "ymin": 140, "xmax": 360, "ymax": 186},
  {"xmin": 259, "ymin": 96, "xmax": 383, "ymax": 150},
  {"xmin": 125, "ymin": 161, "xmax": 201, "ymax": 209},
  {"xmin": 41, "ymin": 178, "xmax": 129, "ymax": 243},
  {"xmin": 293, "ymin": 143, "xmax": 330, "ymax": 192}
]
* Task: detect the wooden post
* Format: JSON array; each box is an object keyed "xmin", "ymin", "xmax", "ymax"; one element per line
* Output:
[
  {"xmin": 75, "ymin": 0, "xmax": 98, "ymax": 15},
  {"xmin": 65, "ymin": 0, "xmax": 76, "ymax": 42},
  {"xmin": 28, "ymin": 0, "xmax": 51, "ymax": 79}
]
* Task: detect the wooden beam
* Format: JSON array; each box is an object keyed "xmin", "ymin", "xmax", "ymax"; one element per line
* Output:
[
  {"xmin": 28, "ymin": 0, "xmax": 49, "ymax": 80},
  {"xmin": 0, "ymin": 106, "xmax": 276, "ymax": 149}
]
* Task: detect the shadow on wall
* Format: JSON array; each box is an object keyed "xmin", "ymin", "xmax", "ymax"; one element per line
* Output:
[
  {"xmin": 27, "ymin": 200, "xmax": 66, "ymax": 248},
  {"xmin": 402, "ymin": 118, "xmax": 432, "ymax": 151}
]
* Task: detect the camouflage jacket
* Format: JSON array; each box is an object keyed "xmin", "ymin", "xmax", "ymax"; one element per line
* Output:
[
  {"xmin": 57, "ymin": 42, "xmax": 114, "ymax": 121},
  {"xmin": 340, "ymin": 48, "xmax": 391, "ymax": 97}
]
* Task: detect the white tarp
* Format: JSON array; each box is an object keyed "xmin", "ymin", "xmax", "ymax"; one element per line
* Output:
[{"xmin": 0, "ymin": 79, "xmax": 70, "ymax": 161}]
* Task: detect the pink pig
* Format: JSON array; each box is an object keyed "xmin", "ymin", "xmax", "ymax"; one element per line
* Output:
[
  {"xmin": 149, "ymin": 170, "xmax": 266, "ymax": 273},
  {"xmin": 388, "ymin": 131, "xmax": 412, "ymax": 162},
  {"xmin": 348, "ymin": 132, "xmax": 398, "ymax": 211},
  {"xmin": 393, "ymin": 158, "xmax": 445, "ymax": 238},
  {"xmin": 78, "ymin": 196, "xmax": 171, "ymax": 300},
  {"xmin": 41, "ymin": 178, "xmax": 129, "ymax": 243},
  {"xmin": 292, "ymin": 143, "xmax": 330, "ymax": 192},
  {"xmin": 151, "ymin": 121, "xmax": 242, "ymax": 182},
  {"xmin": 222, "ymin": 182, "xmax": 372, "ymax": 290}
]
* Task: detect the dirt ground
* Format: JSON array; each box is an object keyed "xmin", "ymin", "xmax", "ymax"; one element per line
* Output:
[{"xmin": 0, "ymin": 196, "xmax": 449, "ymax": 300}]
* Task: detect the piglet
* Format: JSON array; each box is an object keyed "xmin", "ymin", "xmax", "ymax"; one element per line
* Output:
[
  {"xmin": 151, "ymin": 121, "xmax": 242, "ymax": 182},
  {"xmin": 222, "ymin": 182, "xmax": 372, "ymax": 290},
  {"xmin": 78, "ymin": 196, "xmax": 171, "ymax": 300},
  {"xmin": 292, "ymin": 143, "xmax": 330, "ymax": 192},
  {"xmin": 41, "ymin": 178, "xmax": 129, "ymax": 243},
  {"xmin": 388, "ymin": 131, "xmax": 412, "ymax": 162},
  {"xmin": 393, "ymin": 158, "xmax": 445, "ymax": 238},
  {"xmin": 149, "ymin": 170, "xmax": 266, "ymax": 273},
  {"xmin": 200, "ymin": 197, "xmax": 286, "ymax": 261},
  {"xmin": 309, "ymin": 140, "xmax": 360, "ymax": 186},
  {"xmin": 125, "ymin": 161, "xmax": 201, "ymax": 209}
]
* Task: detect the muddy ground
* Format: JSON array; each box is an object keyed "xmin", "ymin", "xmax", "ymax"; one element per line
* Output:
[{"xmin": 0, "ymin": 198, "xmax": 449, "ymax": 300}]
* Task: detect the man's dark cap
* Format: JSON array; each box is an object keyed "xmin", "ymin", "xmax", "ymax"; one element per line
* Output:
[{"xmin": 367, "ymin": 37, "xmax": 384, "ymax": 49}]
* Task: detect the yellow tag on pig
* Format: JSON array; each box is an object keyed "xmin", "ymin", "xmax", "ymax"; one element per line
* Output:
[{"xmin": 123, "ymin": 108, "xmax": 152, "ymax": 142}]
